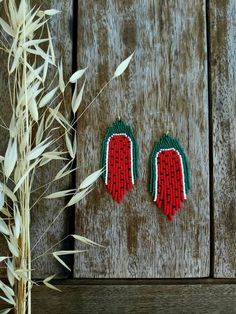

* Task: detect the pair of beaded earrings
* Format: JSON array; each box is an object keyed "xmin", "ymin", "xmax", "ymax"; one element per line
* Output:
[{"xmin": 100, "ymin": 119, "xmax": 191, "ymax": 220}]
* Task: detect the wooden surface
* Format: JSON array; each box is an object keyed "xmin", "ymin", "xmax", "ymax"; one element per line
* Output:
[
  {"xmin": 75, "ymin": 0, "xmax": 210, "ymax": 278},
  {"xmin": 0, "ymin": 0, "xmax": 236, "ymax": 312},
  {"xmin": 0, "ymin": 0, "xmax": 73, "ymax": 278},
  {"xmin": 28, "ymin": 283, "xmax": 236, "ymax": 314},
  {"xmin": 0, "ymin": 0, "xmax": 235, "ymax": 291},
  {"xmin": 210, "ymin": 0, "xmax": 236, "ymax": 278},
  {"xmin": 30, "ymin": 0, "xmax": 74, "ymax": 278}
]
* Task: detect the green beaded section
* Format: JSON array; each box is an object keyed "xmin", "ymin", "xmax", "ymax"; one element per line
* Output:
[
  {"xmin": 100, "ymin": 119, "xmax": 139, "ymax": 181},
  {"xmin": 149, "ymin": 134, "xmax": 191, "ymax": 197}
]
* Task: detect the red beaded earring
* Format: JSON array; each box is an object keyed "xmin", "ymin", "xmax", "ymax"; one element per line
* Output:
[
  {"xmin": 100, "ymin": 118, "xmax": 138, "ymax": 203},
  {"xmin": 149, "ymin": 133, "xmax": 191, "ymax": 220}
]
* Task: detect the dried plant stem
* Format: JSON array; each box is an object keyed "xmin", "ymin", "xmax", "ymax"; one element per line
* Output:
[
  {"xmin": 15, "ymin": 3, "xmax": 31, "ymax": 312},
  {"xmin": 76, "ymin": 79, "xmax": 113, "ymax": 122},
  {"xmin": 31, "ymin": 206, "xmax": 66, "ymax": 252}
]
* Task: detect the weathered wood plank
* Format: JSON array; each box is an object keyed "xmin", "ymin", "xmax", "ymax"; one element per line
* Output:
[
  {"xmin": 210, "ymin": 0, "xmax": 236, "ymax": 278},
  {"xmin": 30, "ymin": 0, "xmax": 74, "ymax": 278},
  {"xmin": 29, "ymin": 284, "xmax": 236, "ymax": 313},
  {"xmin": 0, "ymin": 0, "xmax": 73, "ymax": 278},
  {"xmin": 75, "ymin": 0, "xmax": 210, "ymax": 278}
]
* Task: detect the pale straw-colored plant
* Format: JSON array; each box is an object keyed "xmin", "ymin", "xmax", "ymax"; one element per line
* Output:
[{"xmin": 0, "ymin": 0, "xmax": 133, "ymax": 313}]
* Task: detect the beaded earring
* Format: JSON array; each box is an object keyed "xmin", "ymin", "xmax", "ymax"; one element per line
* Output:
[
  {"xmin": 149, "ymin": 133, "xmax": 191, "ymax": 220},
  {"xmin": 100, "ymin": 118, "xmax": 138, "ymax": 203}
]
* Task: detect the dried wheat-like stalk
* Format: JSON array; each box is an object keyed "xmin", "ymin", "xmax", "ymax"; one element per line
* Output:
[{"xmin": 0, "ymin": 0, "xmax": 133, "ymax": 313}]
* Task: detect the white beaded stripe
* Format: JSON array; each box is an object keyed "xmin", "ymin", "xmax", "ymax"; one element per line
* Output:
[
  {"xmin": 178, "ymin": 151, "xmax": 187, "ymax": 200},
  {"xmin": 105, "ymin": 133, "xmax": 134, "ymax": 185},
  {"xmin": 154, "ymin": 148, "xmax": 187, "ymax": 202}
]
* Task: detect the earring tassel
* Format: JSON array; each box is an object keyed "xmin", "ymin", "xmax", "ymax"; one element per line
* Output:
[
  {"xmin": 100, "ymin": 119, "xmax": 138, "ymax": 203},
  {"xmin": 150, "ymin": 134, "xmax": 191, "ymax": 220}
]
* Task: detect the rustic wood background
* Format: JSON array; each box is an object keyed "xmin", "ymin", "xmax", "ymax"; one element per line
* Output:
[
  {"xmin": 0, "ymin": 0, "xmax": 236, "ymax": 312},
  {"xmin": 75, "ymin": 0, "xmax": 210, "ymax": 279}
]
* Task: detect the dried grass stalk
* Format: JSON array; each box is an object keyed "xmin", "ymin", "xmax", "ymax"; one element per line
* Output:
[{"xmin": 0, "ymin": 1, "xmax": 133, "ymax": 313}]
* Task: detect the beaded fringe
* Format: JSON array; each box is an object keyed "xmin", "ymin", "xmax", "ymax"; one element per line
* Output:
[
  {"xmin": 100, "ymin": 119, "xmax": 138, "ymax": 203},
  {"xmin": 150, "ymin": 134, "xmax": 191, "ymax": 220}
]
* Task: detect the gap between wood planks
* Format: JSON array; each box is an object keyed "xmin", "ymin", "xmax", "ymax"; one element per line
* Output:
[
  {"xmin": 46, "ymin": 278, "xmax": 236, "ymax": 286},
  {"xmin": 205, "ymin": 0, "xmax": 215, "ymax": 279},
  {"xmin": 66, "ymin": 0, "xmax": 80, "ymax": 280}
]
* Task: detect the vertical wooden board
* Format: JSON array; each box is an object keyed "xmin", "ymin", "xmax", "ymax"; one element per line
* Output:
[
  {"xmin": 210, "ymin": 1, "xmax": 236, "ymax": 278},
  {"xmin": 30, "ymin": 0, "xmax": 74, "ymax": 278},
  {"xmin": 0, "ymin": 0, "xmax": 73, "ymax": 278},
  {"xmin": 75, "ymin": 0, "xmax": 210, "ymax": 278}
]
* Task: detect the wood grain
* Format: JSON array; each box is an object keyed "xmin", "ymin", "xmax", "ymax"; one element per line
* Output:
[
  {"xmin": 30, "ymin": 0, "xmax": 74, "ymax": 278},
  {"xmin": 0, "ymin": 0, "xmax": 73, "ymax": 278},
  {"xmin": 210, "ymin": 0, "xmax": 236, "ymax": 278},
  {"xmin": 75, "ymin": 0, "xmax": 210, "ymax": 278},
  {"xmin": 29, "ymin": 284, "xmax": 236, "ymax": 314}
]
